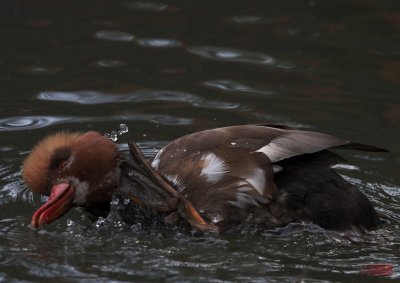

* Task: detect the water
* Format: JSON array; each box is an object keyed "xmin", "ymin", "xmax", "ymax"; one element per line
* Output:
[{"xmin": 1, "ymin": 0, "xmax": 400, "ymax": 281}]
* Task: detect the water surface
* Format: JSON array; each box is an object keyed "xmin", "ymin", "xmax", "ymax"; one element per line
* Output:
[{"xmin": 1, "ymin": 0, "xmax": 399, "ymax": 282}]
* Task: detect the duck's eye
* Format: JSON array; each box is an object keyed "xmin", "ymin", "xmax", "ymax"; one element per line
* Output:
[
  {"xmin": 59, "ymin": 160, "xmax": 68, "ymax": 169},
  {"xmin": 49, "ymin": 147, "xmax": 71, "ymax": 170}
]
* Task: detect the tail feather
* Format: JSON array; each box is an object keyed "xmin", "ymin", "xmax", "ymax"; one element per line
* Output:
[{"xmin": 334, "ymin": 142, "xmax": 389, "ymax": 152}]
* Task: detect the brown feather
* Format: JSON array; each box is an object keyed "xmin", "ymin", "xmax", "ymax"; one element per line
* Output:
[{"xmin": 22, "ymin": 132, "xmax": 82, "ymax": 194}]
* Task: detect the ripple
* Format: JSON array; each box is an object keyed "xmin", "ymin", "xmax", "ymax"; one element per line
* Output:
[
  {"xmin": 331, "ymin": 163, "xmax": 361, "ymax": 171},
  {"xmin": 0, "ymin": 164, "xmax": 12, "ymax": 180},
  {"xmin": 37, "ymin": 90, "xmax": 200, "ymax": 104},
  {"xmin": 123, "ymin": 1, "xmax": 168, "ymax": 12},
  {"xmin": 136, "ymin": 38, "xmax": 182, "ymax": 48},
  {"xmin": 227, "ymin": 16, "xmax": 262, "ymax": 24},
  {"xmin": 37, "ymin": 90, "xmax": 242, "ymax": 110},
  {"xmin": 95, "ymin": 59, "xmax": 128, "ymax": 67},
  {"xmin": 0, "ymin": 181, "xmax": 24, "ymax": 204},
  {"xmin": 203, "ymin": 79, "xmax": 276, "ymax": 95},
  {"xmin": 188, "ymin": 46, "xmax": 281, "ymax": 67},
  {"xmin": 144, "ymin": 115, "xmax": 193, "ymax": 126},
  {"xmin": 0, "ymin": 146, "xmax": 13, "ymax": 152},
  {"xmin": 0, "ymin": 116, "xmax": 72, "ymax": 131},
  {"xmin": 195, "ymin": 100, "xmax": 241, "ymax": 110},
  {"xmin": 379, "ymin": 183, "xmax": 400, "ymax": 197},
  {"xmin": 93, "ymin": 30, "xmax": 135, "ymax": 42},
  {"xmin": 13, "ymin": 66, "xmax": 64, "ymax": 75},
  {"xmin": 0, "ymin": 114, "xmax": 192, "ymax": 131}
]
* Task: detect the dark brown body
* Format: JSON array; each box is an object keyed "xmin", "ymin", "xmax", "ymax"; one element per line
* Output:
[
  {"xmin": 22, "ymin": 124, "xmax": 385, "ymax": 232},
  {"xmin": 149, "ymin": 125, "xmax": 382, "ymax": 232}
]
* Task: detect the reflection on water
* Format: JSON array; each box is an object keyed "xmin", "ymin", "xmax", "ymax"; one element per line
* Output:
[
  {"xmin": 136, "ymin": 38, "xmax": 182, "ymax": 48},
  {"xmin": 122, "ymin": 1, "xmax": 169, "ymax": 12},
  {"xmin": 93, "ymin": 30, "xmax": 181, "ymax": 48},
  {"xmin": 0, "ymin": 0, "xmax": 399, "ymax": 282},
  {"xmin": 13, "ymin": 66, "xmax": 65, "ymax": 75},
  {"xmin": 203, "ymin": 79, "xmax": 277, "ymax": 95},
  {"xmin": 0, "ymin": 116, "xmax": 73, "ymax": 131},
  {"xmin": 187, "ymin": 46, "xmax": 291, "ymax": 67},
  {"xmin": 227, "ymin": 16, "xmax": 263, "ymax": 24},
  {"xmin": 93, "ymin": 30, "xmax": 136, "ymax": 42},
  {"xmin": 0, "ymin": 114, "xmax": 192, "ymax": 131},
  {"xmin": 37, "ymin": 90, "xmax": 241, "ymax": 109},
  {"xmin": 95, "ymin": 59, "xmax": 128, "ymax": 68}
]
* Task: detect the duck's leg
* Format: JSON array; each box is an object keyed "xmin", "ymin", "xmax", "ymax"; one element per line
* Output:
[
  {"xmin": 124, "ymin": 142, "xmax": 220, "ymax": 233},
  {"xmin": 176, "ymin": 195, "xmax": 220, "ymax": 233}
]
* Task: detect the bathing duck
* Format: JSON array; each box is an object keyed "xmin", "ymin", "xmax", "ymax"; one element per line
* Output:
[{"xmin": 22, "ymin": 124, "xmax": 387, "ymax": 233}]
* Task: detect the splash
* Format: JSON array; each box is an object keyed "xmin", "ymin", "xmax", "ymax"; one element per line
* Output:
[{"xmin": 104, "ymin": 123, "xmax": 129, "ymax": 142}]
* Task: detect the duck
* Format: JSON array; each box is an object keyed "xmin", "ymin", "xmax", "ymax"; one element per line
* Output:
[{"xmin": 21, "ymin": 124, "xmax": 387, "ymax": 233}]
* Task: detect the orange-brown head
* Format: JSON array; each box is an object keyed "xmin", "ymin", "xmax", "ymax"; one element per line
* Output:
[{"xmin": 22, "ymin": 131, "xmax": 120, "ymax": 228}]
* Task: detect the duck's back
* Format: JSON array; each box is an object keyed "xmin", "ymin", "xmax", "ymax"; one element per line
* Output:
[{"xmin": 149, "ymin": 125, "xmax": 382, "ymax": 232}]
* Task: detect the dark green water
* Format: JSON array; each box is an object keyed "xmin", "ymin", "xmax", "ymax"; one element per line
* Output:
[{"xmin": 0, "ymin": 0, "xmax": 399, "ymax": 282}]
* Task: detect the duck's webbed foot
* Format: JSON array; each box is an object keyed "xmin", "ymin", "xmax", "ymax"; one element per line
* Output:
[
  {"xmin": 177, "ymin": 197, "xmax": 220, "ymax": 233},
  {"xmin": 163, "ymin": 201, "xmax": 220, "ymax": 233}
]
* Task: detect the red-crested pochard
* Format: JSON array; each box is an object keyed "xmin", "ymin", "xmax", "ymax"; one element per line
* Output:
[{"xmin": 22, "ymin": 124, "xmax": 387, "ymax": 233}]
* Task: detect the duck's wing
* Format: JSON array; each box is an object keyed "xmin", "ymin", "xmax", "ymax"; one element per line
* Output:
[
  {"xmin": 118, "ymin": 142, "xmax": 219, "ymax": 233},
  {"xmin": 160, "ymin": 124, "xmax": 387, "ymax": 165}
]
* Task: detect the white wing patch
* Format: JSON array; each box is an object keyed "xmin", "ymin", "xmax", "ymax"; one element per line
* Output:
[
  {"xmin": 151, "ymin": 148, "xmax": 164, "ymax": 170},
  {"xmin": 164, "ymin": 174, "xmax": 185, "ymax": 192},
  {"xmin": 256, "ymin": 142, "xmax": 295, "ymax": 162},
  {"xmin": 200, "ymin": 152, "xmax": 229, "ymax": 183},
  {"xmin": 243, "ymin": 168, "xmax": 265, "ymax": 196},
  {"xmin": 228, "ymin": 192, "xmax": 260, "ymax": 209}
]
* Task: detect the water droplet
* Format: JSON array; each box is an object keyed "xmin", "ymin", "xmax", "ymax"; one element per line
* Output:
[
  {"xmin": 142, "ymin": 133, "xmax": 147, "ymax": 138},
  {"xmin": 110, "ymin": 196, "xmax": 120, "ymax": 205},
  {"xmin": 118, "ymin": 123, "xmax": 129, "ymax": 134},
  {"xmin": 110, "ymin": 131, "xmax": 118, "ymax": 141},
  {"xmin": 66, "ymin": 219, "xmax": 73, "ymax": 227},
  {"xmin": 211, "ymin": 214, "xmax": 224, "ymax": 223},
  {"xmin": 95, "ymin": 217, "xmax": 106, "ymax": 228},
  {"xmin": 231, "ymin": 142, "xmax": 237, "ymax": 145}
]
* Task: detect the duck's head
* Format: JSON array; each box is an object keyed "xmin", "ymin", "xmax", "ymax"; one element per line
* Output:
[{"xmin": 22, "ymin": 131, "xmax": 120, "ymax": 228}]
